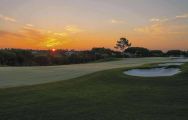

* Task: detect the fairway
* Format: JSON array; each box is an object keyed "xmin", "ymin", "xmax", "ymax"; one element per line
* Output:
[
  {"xmin": 0, "ymin": 57, "xmax": 173, "ymax": 88},
  {"xmin": 0, "ymin": 62, "xmax": 188, "ymax": 120}
]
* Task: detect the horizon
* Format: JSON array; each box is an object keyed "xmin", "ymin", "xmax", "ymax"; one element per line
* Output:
[
  {"xmin": 0, "ymin": 0, "xmax": 188, "ymax": 51},
  {"xmin": 0, "ymin": 47, "xmax": 186, "ymax": 53}
]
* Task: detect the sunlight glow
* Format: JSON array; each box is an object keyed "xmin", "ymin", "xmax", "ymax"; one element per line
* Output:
[
  {"xmin": 44, "ymin": 38, "xmax": 61, "ymax": 48},
  {"xmin": 52, "ymin": 48, "xmax": 56, "ymax": 52}
]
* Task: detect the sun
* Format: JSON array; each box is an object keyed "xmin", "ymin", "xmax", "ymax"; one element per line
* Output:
[{"xmin": 52, "ymin": 48, "xmax": 56, "ymax": 52}]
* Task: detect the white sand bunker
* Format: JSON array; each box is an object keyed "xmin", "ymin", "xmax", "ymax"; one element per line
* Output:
[
  {"xmin": 172, "ymin": 57, "xmax": 188, "ymax": 63},
  {"xmin": 158, "ymin": 62, "xmax": 184, "ymax": 66},
  {"xmin": 124, "ymin": 67, "xmax": 181, "ymax": 77}
]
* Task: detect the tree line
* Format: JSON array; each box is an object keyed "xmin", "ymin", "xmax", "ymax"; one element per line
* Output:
[
  {"xmin": 0, "ymin": 48, "xmax": 187, "ymax": 66},
  {"xmin": 0, "ymin": 48, "xmax": 120, "ymax": 66}
]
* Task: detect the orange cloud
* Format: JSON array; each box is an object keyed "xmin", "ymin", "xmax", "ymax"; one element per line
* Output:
[
  {"xmin": 134, "ymin": 23, "xmax": 168, "ymax": 35},
  {"xmin": 0, "ymin": 14, "xmax": 16, "ymax": 22},
  {"xmin": 53, "ymin": 32, "xmax": 68, "ymax": 37},
  {"xmin": 0, "ymin": 31, "xmax": 30, "ymax": 48},
  {"xmin": 65, "ymin": 25, "xmax": 84, "ymax": 33},
  {"xmin": 26, "ymin": 24, "xmax": 34, "ymax": 27},
  {"xmin": 135, "ymin": 16, "xmax": 188, "ymax": 35},
  {"xmin": 0, "ymin": 26, "xmax": 70, "ymax": 49},
  {"xmin": 131, "ymin": 16, "xmax": 188, "ymax": 51}
]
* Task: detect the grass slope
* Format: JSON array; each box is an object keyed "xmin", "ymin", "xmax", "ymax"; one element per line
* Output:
[{"xmin": 0, "ymin": 63, "xmax": 188, "ymax": 120}]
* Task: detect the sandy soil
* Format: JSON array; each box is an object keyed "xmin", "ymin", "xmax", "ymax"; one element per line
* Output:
[{"xmin": 124, "ymin": 67, "xmax": 181, "ymax": 77}]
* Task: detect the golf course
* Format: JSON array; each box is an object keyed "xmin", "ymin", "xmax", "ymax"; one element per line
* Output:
[
  {"xmin": 0, "ymin": 57, "xmax": 188, "ymax": 120},
  {"xmin": 1, "ymin": 0, "xmax": 188, "ymax": 119}
]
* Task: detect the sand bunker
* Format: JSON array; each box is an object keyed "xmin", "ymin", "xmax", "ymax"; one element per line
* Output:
[
  {"xmin": 172, "ymin": 58, "xmax": 188, "ymax": 63},
  {"xmin": 158, "ymin": 63, "xmax": 184, "ymax": 66},
  {"xmin": 124, "ymin": 67, "xmax": 181, "ymax": 77}
]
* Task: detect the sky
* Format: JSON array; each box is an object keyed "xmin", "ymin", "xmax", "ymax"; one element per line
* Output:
[{"xmin": 0, "ymin": 0, "xmax": 188, "ymax": 51}]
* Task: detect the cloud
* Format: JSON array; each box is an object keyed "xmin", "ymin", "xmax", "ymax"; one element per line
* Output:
[
  {"xmin": 150, "ymin": 18, "xmax": 160, "ymax": 22},
  {"xmin": 134, "ymin": 23, "xmax": 167, "ymax": 34},
  {"xmin": 110, "ymin": 19, "xmax": 126, "ymax": 24},
  {"xmin": 0, "ymin": 14, "xmax": 16, "ymax": 22},
  {"xmin": 149, "ymin": 18, "xmax": 168, "ymax": 22},
  {"xmin": 65, "ymin": 25, "xmax": 84, "ymax": 33},
  {"xmin": 0, "ymin": 30, "xmax": 23, "ymax": 37},
  {"xmin": 150, "ymin": 13, "xmax": 188, "ymax": 24},
  {"xmin": 53, "ymin": 32, "xmax": 68, "ymax": 37},
  {"xmin": 22, "ymin": 27, "xmax": 71, "ymax": 48},
  {"xmin": 176, "ymin": 13, "xmax": 188, "ymax": 19},
  {"xmin": 132, "ymin": 14, "xmax": 188, "ymax": 50},
  {"xmin": 21, "ymin": 26, "xmax": 46, "ymax": 41},
  {"xmin": 0, "ymin": 13, "xmax": 82, "ymax": 49},
  {"xmin": 0, "ymin": 31, "xmax": 30, "ymax": 48},
  {"xmin": 0, "ymin": 26, "xmax": 70, "ymax": 49},
  {"xmin": 43, "ymin": 38, "xmax": 62, "ymax": 48},
  {"xmin": 134, "ymin": 22, "xmax": 188, "ymax": 35},
  {"xmin": 26, "ymin": 24, "xmax": 34, "ymax": 27},
  {"xmin": 136, "ymin": 13, "xmax": 188, "ymax": 35}
]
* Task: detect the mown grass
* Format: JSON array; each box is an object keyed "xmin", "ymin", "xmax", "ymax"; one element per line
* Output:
[
  {"xmin": 0, "ymin": 57, "xmax": 171, "ymax": 88},
  {"xmin": 0, "ymin": 63, "xmax": 188, "ymax": 120},
  {"xmin": 92, "ymin": 57, "xmax": 123, "ymax": 63}
]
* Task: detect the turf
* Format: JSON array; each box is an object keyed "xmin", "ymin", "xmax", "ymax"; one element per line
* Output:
[
  {"xmin": 0, "ymin": 57, "xmax": 171, "ymax": 88},
  {"xmin": 0, "ymin": 63, "xmax": 188, "ymax": 120},
  {"xmin": 92, "ymin": 57, "xmax": 123, "ymax": 63}
]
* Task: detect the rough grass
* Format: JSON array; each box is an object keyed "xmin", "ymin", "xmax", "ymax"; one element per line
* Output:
[
  {"xmin": 0, "ymin": 57, "xmax": 172, "ymax": 88},
  {"xmin": 0, "ymin": 63, "xmax": 188, "ymax": 120}
]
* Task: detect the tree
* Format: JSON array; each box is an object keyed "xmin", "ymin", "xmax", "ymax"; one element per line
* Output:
[
  {"xmin": 125, "ymin": 47, "xmax": 150, "ymax": 57},
  {"xmin": 115, "ymin": 37, "xmax": 131, "ymax": 52},
  {"xmin": 150, "ymin": 50, "xmax": 164, "ymax": 57},
  {"xmin": 34, "ymin": 56, "xmax": 51, "ymax": 66},
  {"xmin": 186, "ymin": 51, "xmax": 188, "ymax": 57},
  {"xmin": 166, "ymin": 50, "xmax": 184, "ymax": 57}
]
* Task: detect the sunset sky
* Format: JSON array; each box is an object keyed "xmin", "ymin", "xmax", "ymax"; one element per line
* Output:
[{"xmin": 0, "ymin": 0, "xmax": 188, "ymax": 51}]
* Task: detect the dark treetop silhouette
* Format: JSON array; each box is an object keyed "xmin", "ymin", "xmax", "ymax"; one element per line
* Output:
[{"xmin": 115, "ymin": 37, "xmax": 132, "ymax": 52}]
